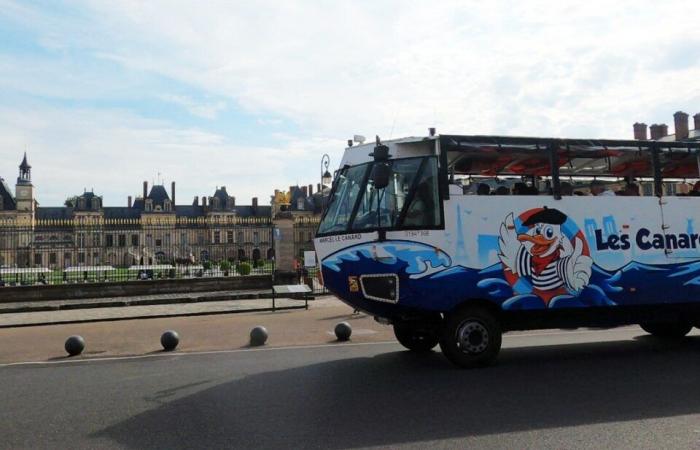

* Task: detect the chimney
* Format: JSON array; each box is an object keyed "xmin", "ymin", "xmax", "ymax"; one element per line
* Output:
[
  {"xmin": 171, "ymin": 181, "xmax": 176, "ymax": 205},
  {"xmin": 252, "ymin": 197, "xmax": 258, "ymax": 208},
  {"xmin": 193, "ymin": 196, "xmax": 199, "ymax": 206},
  {"xmin": 429, "ymin": 127, "xmax": 436, "ymax": 137},
  {"xmin": 694, "ymin": 113, "xmax": 700, "ymax": 131},
  {"xmin": 308, "ymin": 184, "xmax": 313, "ymax": 196},
  {"xmin": 143, "ymin": 181, "xmax": 148, "ymax": 199},
  {"xmin": 317, "ymin": 183, "xmax": 321, "ymax": 192},
  {"xmin": 347, "ymin": 139, "xmax": 353, "ymax": 147},
  {"xmin": 633, "ymin": 122, "xmax": 647, "ymax": 140},
  {"xmin": 128, "ymin": 196, "xmax": 132, "ymax": 208},
  {"xmin": 231, "ymin": 196, "xmax": 235, "ymax": 206},
  {"xmin": 674, "ymin": 111, "xmax": 689, "ymax": 140},
  {"xmin": 650, "ymin": 124, "xmax": 668, "ymax": 140},
  {"xmin": 301, "ymin": 186, "xmax": 308, "ymax": 197},
  {"xmin": 202, "ymin": 196, "xmax": 207, "ymax": 207}
]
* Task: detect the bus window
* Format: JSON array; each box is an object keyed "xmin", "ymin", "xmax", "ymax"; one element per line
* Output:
[
  {"xmin": 317, "ymin": 164, "xmax": 368, "ymax": 234},
  {"xmin": 352, "ymin": 158, "xmax": 421, "ymax": 230},
  {"xmin": 351, "ymin": 157, "xmax": 441, "ymax": 231},
  {"xmin": 402, "ymin": 158, "xmax": 440, "ymax": 227}
]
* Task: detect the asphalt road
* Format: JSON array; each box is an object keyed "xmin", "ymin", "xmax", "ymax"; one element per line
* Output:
[{"xmin": 3, "ymin": 328, "xmax": 700, "ymax": 449}]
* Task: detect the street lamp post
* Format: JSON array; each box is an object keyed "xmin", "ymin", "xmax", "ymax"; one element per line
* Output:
[{"xmin": 321, "ymin": 154, "xmax": 331, "ymax": 213}]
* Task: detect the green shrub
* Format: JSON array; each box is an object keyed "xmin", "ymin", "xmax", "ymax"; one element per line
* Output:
[
  {"xmin": 237, "ymin": 262, "xmax": 252, "ymax": 276},
  {"xmin": 202, "ymin": 261, "xmax": 212, "ymax": 271},
  {"xmin": 219, "ymin": 260, "xmax": 231, "ymax": 272},
  {"xmin": 254, "ymin": 259, "xmax": 265, "ymax": 268}
]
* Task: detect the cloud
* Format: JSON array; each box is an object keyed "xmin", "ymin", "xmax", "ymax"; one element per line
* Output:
[
  {"xmin": 2, "ymin": 0, "xmax": 700, "ymax": 206},
  {"xmin": 158, "ymin": 94, "xmax": 226, "ymax": 119}
]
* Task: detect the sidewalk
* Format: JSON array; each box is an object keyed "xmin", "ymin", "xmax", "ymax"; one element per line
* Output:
[
  {"xmin": 0, "ymin": 289, "xmax": 281, "ymax": 313},
  {"xmin": 0, "ymin": 296, "xmax": 395, "ymax": 364}
]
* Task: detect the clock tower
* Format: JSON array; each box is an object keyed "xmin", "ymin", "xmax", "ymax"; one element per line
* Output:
[{"xmin": 15, "ymin": 152, "xmax": 35, "ymax": 213}]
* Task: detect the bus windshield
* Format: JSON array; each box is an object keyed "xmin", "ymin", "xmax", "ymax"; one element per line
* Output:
[{"xmin": 318, "ymin": 156, "xmax": 441, "ymax": 235}]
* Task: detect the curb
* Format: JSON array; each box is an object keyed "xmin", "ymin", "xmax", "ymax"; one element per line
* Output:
[
  {"xmin": 0, "ymin": 304, "xmax": 309, "ymax": 329},
  {"xmin": 0, "ymin": 292, "xmax": 315, "ymax": 314}
]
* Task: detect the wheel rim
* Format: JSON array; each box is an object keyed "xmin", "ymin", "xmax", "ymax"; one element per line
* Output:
[{"xmin": 456, "ymin": 320, "xmax": 489, "ymax": 354}]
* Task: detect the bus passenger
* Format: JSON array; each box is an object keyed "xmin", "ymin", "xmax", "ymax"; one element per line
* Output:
[
  {"xmin": 494, "ymin": 186, "xmax": 510, "ymax": 195},
  {"xmin": 477, "ymin": 183, "xmax": 491, "ymax": 195},
  {"xmin": 624, "ymin": 183, "xmax": 640, "ymax": 196},
  {"xmin": 590, "ymin": 180, "xmax": 615, "ymax": 196},
  {"xmin": 689, "ymin": 181, "xmax": 700, "ymax": 197},
  {"xmin": 560, "ymin": 182, "xmax": 573, "ymax": 196},
  {"xmin": 512, "ymin": 182, "xmax": 527, "ymax": 195}
]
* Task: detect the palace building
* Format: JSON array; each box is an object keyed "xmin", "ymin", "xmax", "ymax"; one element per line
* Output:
[{"xmin": 0, "ymin": 154, "xmax": 274, "ymax": 270}]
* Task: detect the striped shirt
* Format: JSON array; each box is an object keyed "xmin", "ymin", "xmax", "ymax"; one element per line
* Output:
[{"xmin": 515, "ymin": 246, "xmax": 574, "ymax": 292}]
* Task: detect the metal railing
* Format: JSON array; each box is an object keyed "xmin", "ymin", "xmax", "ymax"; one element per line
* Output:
[
  {"xmin": 293, "ymin": 216, "xmax": 327, "ymax": 295},
  {"xmin": 0, "ymin": 217, "xmax": 275, "ymax": 286}
]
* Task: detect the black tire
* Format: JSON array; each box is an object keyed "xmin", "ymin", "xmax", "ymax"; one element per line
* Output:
[
  {"xmin": 393, "ymin": 320, "xmax": 440, "ymax": 352},
  {"xmin": 439, "ymin": 305, "xmax": 502, "ymax": 368},
  {"xmin": 640, "ymin": 322, "xmax": 692, "ymax": 338}
]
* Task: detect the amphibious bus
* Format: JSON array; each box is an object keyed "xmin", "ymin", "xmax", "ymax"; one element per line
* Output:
[{"xmin": 314, "ymin": 132, "xmax": 700, "ymax": 367}]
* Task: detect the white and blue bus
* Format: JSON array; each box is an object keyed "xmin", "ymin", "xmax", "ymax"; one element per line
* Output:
[{"xmin": 314, "ymin": 133, "xmax": 700, "ymax": 367}]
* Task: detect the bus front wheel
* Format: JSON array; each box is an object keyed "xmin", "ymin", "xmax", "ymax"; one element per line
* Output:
[
  {"xmin": 439, "ymin": 305, "xmax": 502, "ymax": 368},
  {"xmin": 640, "ymin": 322, "xmax": 692, "ymax": 338},
  {"xmin": 393, "ymin": 318, "xmax": 441, "ymax": 352}
]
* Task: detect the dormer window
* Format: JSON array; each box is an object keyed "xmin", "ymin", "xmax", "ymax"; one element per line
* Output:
[
  {"xmin": 297, "ymin": 198, "xmax": 304, "ymax": 210},
  {"xmin": 164, "ymin": 200, "xmax": 172, "ymax": 212},
  {"xmin": 145, "ymin": 199, "xmax": 153, "ymax": 212}
]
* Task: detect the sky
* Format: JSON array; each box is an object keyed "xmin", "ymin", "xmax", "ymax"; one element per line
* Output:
[{"xmin": 1, "ymin": 0, "xmax": 700, "ymax": 207}]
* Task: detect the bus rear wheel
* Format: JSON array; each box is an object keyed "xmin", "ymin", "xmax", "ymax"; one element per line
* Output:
[
  {"xmin": 439, "ymin": 305, "xmax": 502, "ymax": 368},
  {"xmin": 640, "ymin": 322, "xmax": 692, "ymax": 338},
  {"xmin": 393, "ymin": 318, "xmax": 441, "ymax": 352}
]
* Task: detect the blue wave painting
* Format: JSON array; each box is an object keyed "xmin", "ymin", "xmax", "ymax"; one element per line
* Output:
[{"xmin": 322, "ymin": 241, "xmax": 700, "ymax": 312}]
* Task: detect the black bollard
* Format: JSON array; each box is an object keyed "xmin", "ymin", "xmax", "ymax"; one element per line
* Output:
[
  {"xmin": 160, "ymin": 330, "xmax": 180, "ymax": 351},
  {"xmin": 334, "ymin": 322, "xmax": 352, "ymax": 341},
  {"xmin": 64, "ymin": 335, "xmax": 85, "ymax": 356},
  {"xmin": 250, "ymin": 326, "xmax": 268, "ymax": 346}
]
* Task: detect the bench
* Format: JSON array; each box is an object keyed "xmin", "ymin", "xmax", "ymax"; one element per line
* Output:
[{"xmin": 272, "ymin": 284, "xmax": 312, "ymax": 310}]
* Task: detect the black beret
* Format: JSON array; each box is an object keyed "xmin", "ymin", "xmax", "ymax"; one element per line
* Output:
[{"xmin": 522, "ymin": 207, "xmax": 567, "ymax": 226}]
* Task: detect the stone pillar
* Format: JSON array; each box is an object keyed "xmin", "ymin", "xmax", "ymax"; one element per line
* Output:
[{"xmin": 273, "ymin": 215, "xmax": 295, "ymax": 272}]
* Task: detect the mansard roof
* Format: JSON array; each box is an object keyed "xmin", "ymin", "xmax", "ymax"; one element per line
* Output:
[{"xmin": 147, "ymin": 185, "xmax": 170, "ymax": 206}]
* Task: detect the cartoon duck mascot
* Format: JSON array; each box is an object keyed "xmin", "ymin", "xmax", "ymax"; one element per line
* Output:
[{"xmin": 498, "ymin": 207, "xmax": 593, "ymax": 304}]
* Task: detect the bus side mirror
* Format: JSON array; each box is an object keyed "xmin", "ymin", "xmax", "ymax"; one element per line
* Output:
[{"xmin": 371, "ymin": 163, "xmax": 391, "ymax": 189}]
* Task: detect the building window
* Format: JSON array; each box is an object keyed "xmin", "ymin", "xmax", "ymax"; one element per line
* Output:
[
  {"xmin": 106, "ymin": 235, "xmax": 114, "ymax": 247},
  {"xmin": 253, "ymin": 232, "xmax": 260, "ymax": 245},
  {"xmin": 49, "ymin": 253, "xmax": 57, "ymax": 265},
  {"xmin": 197, "ymin": 232, "xmax": 205, "ymax": 245},
  {"xmin": 155, "ymin": 238, "xmax": 162, "ymax": 247},
  {"xmin": 164, "ymin": 234, "xmax": 171, "ymax": 246},
  {"xmin": 64, "ymin": 252, "xmax": 72, "ymax": 265},
  {"xmin": 78, "ymin": 252, "xmax": 85, "ymax": 264},
  {"xmin": 180, "ymin": 232, "xmax": 187, "ymax": 245},
  {"xmin": 131, "ymin": 234, "xmax": 139, "ymax": 246},
  {"xmin": 118, "ymin": 234, "xmax": 126, "ymax": 247},
  {"xmin": 214, "ymin": 231, "xmax": 221, "ymax": 244},
  {"xmin": 237, "ymin": 231, "xmax": 244, "ymax": 243},
  {"xmin": 93, "ymin": 233, "xmax": 101, "ymax": 246},
  {"xmin": 146, "ymin": 234, "xmax": 153, "ymax": 247},
  {"xmin": 93, "ymin": 252, "xmax": 100, "ymax": 264},
  {"xmin": 227, "ymin": 231, "xmax": 234, "ymax": 244},
  {"xmin": 77, "ymin": 233, "xmax": 85, "ymax": 247},
  {"xmin": 34, "ymin": 253, "xmax": 42, "ymax": 265}
]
